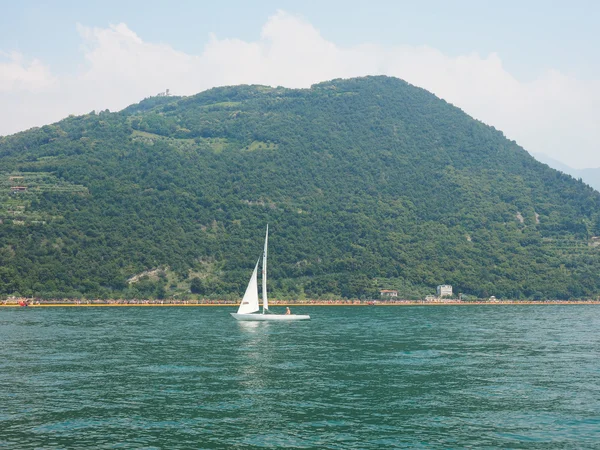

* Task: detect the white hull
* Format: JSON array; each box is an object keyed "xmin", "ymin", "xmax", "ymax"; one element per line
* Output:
[{"xmin": 231, "ymin": 313, "xmax": 311, "ymax": 321}]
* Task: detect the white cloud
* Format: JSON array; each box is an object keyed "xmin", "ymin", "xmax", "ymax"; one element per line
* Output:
[
  {"xmin": 0, "ymin": 11, "xmax": 598, "ymax": 168},
  {"xmin": 0, "ymin": 51, "xmax": 56, "ymax": 92}
]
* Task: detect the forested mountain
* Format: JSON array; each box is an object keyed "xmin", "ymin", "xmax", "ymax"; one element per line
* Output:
[{"xmin": 1, "ymin": 76, "xmax": 600, "ymax": 300}]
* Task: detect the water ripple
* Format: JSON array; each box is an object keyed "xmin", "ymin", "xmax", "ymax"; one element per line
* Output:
[{"xmin": 1, "ymin": 305, "xmax": 599, "ymax": 448}]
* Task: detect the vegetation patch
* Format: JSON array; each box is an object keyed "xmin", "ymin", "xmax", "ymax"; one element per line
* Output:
[
  {"xmin": 200, "ymin": 101, "xmax": 242, "ymax": 109},
  {"xmin": 243, "ymin": 141, "xmax": 278, "ymax": 152},
  {"xmin": 0, "ymin": 172, "xmax": 87, "ymax": 225}
]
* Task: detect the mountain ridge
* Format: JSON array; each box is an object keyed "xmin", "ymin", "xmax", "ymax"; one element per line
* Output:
[{"xmin": 532, "ymin": 152, "xmax": 600, "ymax": 192}]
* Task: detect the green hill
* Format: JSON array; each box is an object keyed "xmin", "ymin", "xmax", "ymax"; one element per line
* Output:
[{"xmin": 1, "ymin": 76, "xmax": 600, "ymax": 300}]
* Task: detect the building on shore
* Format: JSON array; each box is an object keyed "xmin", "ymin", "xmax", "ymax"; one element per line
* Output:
[
  {"xmin": 436, "ymin": 284, "xmax": 453, "ymax": 297},
  {"xmin": 380, "ymin": 289, "xmax": 398, "ymax": 298}
]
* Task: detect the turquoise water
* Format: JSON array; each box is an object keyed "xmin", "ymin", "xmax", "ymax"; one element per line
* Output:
[{"xmin": 1, "ymin": 305, "xmax": 599, "ymax": 448}]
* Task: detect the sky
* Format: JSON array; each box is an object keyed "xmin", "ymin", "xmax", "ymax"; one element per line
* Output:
[{"xmin": 1, "ymin": 0, "xmax": 599, "ymax": 168}]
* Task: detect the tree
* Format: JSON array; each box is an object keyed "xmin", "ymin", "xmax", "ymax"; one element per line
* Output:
[{"xmin": 190, "ymin": 277, "xmax": 205, "ymax": 295}]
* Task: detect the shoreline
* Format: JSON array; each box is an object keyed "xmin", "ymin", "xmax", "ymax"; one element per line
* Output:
[{"xmin": 2, "ymin": 300, "xmax": 600, "ymax": 308}]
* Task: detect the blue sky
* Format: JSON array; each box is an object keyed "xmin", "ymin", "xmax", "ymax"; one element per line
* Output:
[{"xmin": 1, "ymin": 0, "xmax": 599, "ymax": 167}]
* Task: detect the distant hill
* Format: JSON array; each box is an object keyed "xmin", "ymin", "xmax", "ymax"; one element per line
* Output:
[
  {"xmin": 2, "ymin": 76, "xmax": 600, "ymax": 300},
  {"xmin": 532, "ymin": 153, "xmax": 600, "ymax": 192}
]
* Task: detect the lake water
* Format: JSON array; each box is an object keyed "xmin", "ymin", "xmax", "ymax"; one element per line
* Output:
[{"xmin": 1, "ymin": 305, "xmax": 599, "ymax": 448}]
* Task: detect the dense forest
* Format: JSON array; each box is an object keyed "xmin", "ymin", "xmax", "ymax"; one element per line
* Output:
[{"xmin": 1, "ymin": 76, "xmax": 600, "ymax": 300}]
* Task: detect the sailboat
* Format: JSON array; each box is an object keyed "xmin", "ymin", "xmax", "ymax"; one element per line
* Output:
[{"xmin": 231, "ymin": 225, "xmax": 311, "ymax": 321}]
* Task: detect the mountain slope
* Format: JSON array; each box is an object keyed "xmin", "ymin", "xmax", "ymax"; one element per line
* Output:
[
  {"xmin": 1, "ymin": 76, "xmax": 600, "ymax": 300},
  {"xmin": 532, "ymin": 152, "xmax": 600, "ymax": 192}
]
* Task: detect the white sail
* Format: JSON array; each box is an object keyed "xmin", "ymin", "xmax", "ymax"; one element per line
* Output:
[
  {"xmin": 231, "ymin": 226, "xmax": 310, "ymax": 321},
  {"xmin": 237, "ymin": 259, "xmax": 260, "ymax": 314},
  {"xmin": 262, "ymin": 224, "xmax": 269, "ymax": 312}
]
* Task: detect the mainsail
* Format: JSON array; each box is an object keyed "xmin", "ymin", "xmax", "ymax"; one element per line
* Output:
[
  {"xmin": 237, "ymin": 259, "xmax": 260, "ymax": 314},
  {"xmin": 262, "ymin": 224, "xmax": 269, "ymax": 312}
]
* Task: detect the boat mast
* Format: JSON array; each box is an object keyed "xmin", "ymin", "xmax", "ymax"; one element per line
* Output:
[{"xmin": 262, "ymin": 224, "xmax": 269, "ymax": 313}]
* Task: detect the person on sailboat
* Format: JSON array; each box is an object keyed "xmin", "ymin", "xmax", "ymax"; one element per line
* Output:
[{"xmin": 285, "ymin": 307, "xmax": 291, "ymax": 315}]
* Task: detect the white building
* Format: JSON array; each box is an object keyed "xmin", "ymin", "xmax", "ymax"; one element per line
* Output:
[
  {"xmin": 380, "ymin": 289, "xmax": 398, "ymax": 298},
  {"xmin": 436, "ymin": 285, "xmax": 453, "ymax": 297}
]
